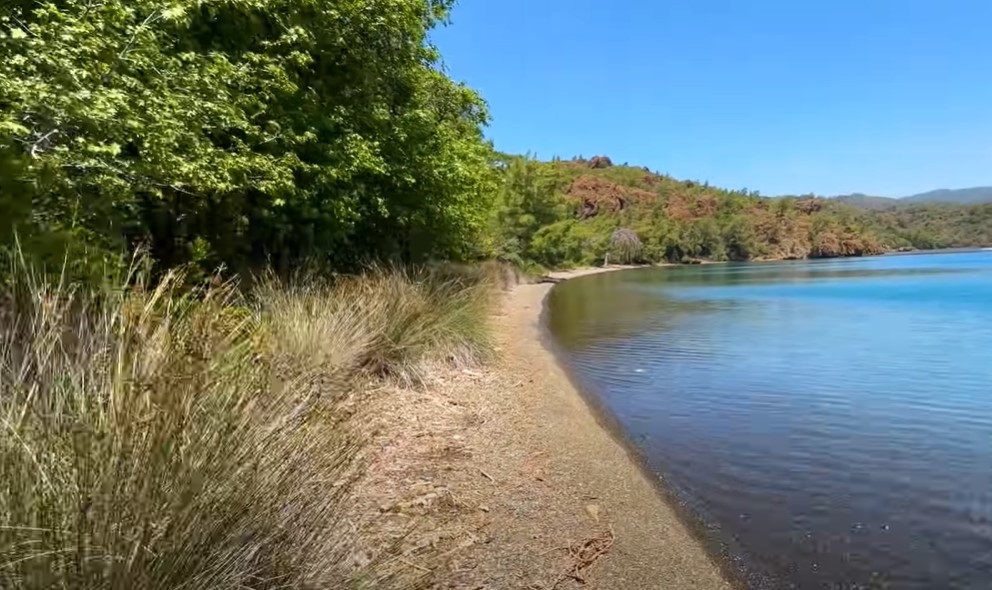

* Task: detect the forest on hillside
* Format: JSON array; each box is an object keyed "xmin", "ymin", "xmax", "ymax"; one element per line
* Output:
[
  {"xmin": 489, "ymin": 155, "xmax": 992, "ymax": 271},
  {"xmin": 866, "ymin": 203, "xmax": 992, "ymax": 250},
  {"xmin": 491, "ymin": 156, "xmax": 887, "ymax": 268},
  {"xmin": 1, "ymin": 1, "xmax": 989, "ymax": 284}
]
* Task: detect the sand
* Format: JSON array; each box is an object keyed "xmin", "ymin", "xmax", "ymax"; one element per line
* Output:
[{"xmin": 354, "ymin": 266, "xmax": 733, "ymax": 589}]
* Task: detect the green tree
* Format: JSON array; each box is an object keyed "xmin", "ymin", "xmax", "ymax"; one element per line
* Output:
[
  {"xmin": 606, "ymin": 228, "xmax": 643, "ymax": 264},
  {"xmin": 723, "ymin": 215, "xmax": 762, "ymax": 261},
  {"xmin": 686, "ymin": 218, "xmax": 725, "ymax": 260},
  {"xmin": 0, "ymin": 0, "xmax": 495, "ymax": 279},
  {"xmin": 489, "ymin": 155, "xmax": 568, "ymax": 264}
]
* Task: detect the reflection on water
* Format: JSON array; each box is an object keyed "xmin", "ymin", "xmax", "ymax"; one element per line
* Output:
[
  {"xmin": 547, "ymin": 276, "xmax": 715, "ymax": 347},
  {"xmin": 548, "ymin": 252, "xmax": 992, "ymax": 589}
]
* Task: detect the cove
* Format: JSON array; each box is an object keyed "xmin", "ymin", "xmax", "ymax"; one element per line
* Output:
[{"xmin": 547, "ymin": 251, "xmax": 992, "ymax": 589}]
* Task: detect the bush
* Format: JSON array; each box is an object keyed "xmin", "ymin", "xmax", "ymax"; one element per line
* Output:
[
  {"xmin": 259, "ymin": 265, "xmax": 494, "ymax": 387},
  {"xmin": 0, "ymin": 260, "xmax": 495, "ymax": 589},
  {"xmin": 607, "ymin": 228, "xmax": 643, "ymax": 264}
]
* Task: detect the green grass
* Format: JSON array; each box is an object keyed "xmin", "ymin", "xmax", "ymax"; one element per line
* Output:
[{"xmin": 0, "ymin": 261, "xmax": 496, "ymax": 589}]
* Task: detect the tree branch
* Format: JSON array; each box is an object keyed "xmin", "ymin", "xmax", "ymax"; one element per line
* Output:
[{"xmin": 28, "ymin": 128, "xmax": 59, "ymax": 158}]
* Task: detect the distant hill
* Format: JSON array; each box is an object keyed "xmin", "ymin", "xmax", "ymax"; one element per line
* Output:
[
  {"xmin": 496, "ymin": 157, "xmax": 889, "ymax": 267},
  {"xmin": 903, "ymin": 187, "xmax": 992, "ymax": 205},
  {"xmin": 834, "ymin": 194, "xmax": 900, "ymax": 210},
  {"xmin": 494, "ymin": 156, "xmax": 992, "ymax": 269},
  {"xmin": 833, "ymin": 187, "xmax": 992, "ymax": 209}
]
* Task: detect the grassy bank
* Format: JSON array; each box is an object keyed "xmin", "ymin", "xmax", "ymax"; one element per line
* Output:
[{"xmin": 0, "ymin": 262, "xmax": 500, "ymax": 589}]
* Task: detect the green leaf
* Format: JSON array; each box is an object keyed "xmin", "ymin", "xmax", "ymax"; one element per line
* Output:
[
  {"xmin": 162, "ymin": 5, "xmax": 186, "ymax": 21},
  {"xmin": 0, "ymin": 120, "xmax": 29, "ymax": 136}
]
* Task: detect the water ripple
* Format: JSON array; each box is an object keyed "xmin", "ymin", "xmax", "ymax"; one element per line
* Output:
[{"xmin": 549, "ymin": 251, "xmax": 992, "ymax": 589}]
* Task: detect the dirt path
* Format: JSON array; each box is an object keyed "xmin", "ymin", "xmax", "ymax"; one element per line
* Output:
[{"xmin": 355, "ymin": 268, "xmax": 733, "ymax": 589}]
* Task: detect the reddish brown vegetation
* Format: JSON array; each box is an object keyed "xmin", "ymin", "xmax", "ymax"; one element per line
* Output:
[
  {"xmin": 519, "ymin": 158, "xmax": 890, "ymax": 265},
  {"xmin": 566, "ymin": 176, "xmax": 655, "ymax": 219},
  {"xmin": 795, "ymin": 197, "xmax": 824, "ymax": 214},
  {"xmin": 811, "ymin": 229, "xmax": 883, "ymax": 258}
]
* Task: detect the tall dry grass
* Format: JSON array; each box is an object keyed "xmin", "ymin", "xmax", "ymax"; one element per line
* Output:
[
  {"xmin": 0, "ymin": 261, "xmax": 496, "ymax": 589},
  {"xmin": 259, "ymin": 265, "xmax": 496, "ymax": 386}
]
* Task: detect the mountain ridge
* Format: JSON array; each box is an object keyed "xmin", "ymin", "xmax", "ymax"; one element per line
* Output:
[
  {"xmin": 905, "ymin": 187, "xmax": 992, "ymax": 204},
  {"xmin": 834, "ymin": 187, "xmax": 992, "ymax": 209}
]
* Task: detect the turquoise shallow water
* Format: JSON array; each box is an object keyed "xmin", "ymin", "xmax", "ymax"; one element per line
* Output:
[{"xmin": 548, "ymin": 251, "xmax": 992, "ymax": 589}]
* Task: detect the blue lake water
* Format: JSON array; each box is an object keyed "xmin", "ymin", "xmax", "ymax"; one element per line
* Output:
[{"xmin": 547, "ymin": 251, "xmax": 992, "ymax": 589}]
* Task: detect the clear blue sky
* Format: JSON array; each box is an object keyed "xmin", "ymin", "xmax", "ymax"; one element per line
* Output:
[{"xmin": 432, "ymin": 0, "xmax": 992, "ymax": 197}]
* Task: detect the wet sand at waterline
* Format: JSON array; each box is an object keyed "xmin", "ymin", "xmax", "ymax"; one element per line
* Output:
[
  {"xmin": 353, "ymin": 265, "xmax": 731, "ymax": 589},
  {"xmin": 507, "ymin": 268, "xmax": 733, "ymax": 588}
]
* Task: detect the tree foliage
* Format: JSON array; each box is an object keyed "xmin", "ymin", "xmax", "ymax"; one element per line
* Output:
[
  {"xmin": 862, "ymin": 203, "xmax": 992, "ymax": 250},
  {"xmin": 607, "ymin": 228, "xmax": 642, "ymax": 264},
  {"xmin": 489, "ymin": 159, "xmax": 924, "ymax": 269},
  {"xmin": 0, "ymin": 0, "xmax": 496, "ymax": 280},
  {"xmin": 487, "ymin": 154, "xmax": 568, "ymax": 267}
]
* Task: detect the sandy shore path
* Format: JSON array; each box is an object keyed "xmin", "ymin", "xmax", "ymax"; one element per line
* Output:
[
  {"xmin": 494, "ymin": 270, "xmax": 732, "ymax": 588},
  {"xmin": 356, "ymin": 267, "xmax": 733, "ymax": 589}
]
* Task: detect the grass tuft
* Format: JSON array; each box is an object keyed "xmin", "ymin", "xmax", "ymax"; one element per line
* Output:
[
  {"xmin": 0, "ymin": 259, "xmax": 497, "ymax": 589},
  {"xmin": 258, "ymin": 265, "xmax": 496, "ymax": 387}
]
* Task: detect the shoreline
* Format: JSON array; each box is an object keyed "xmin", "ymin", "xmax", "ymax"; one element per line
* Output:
[
  {"xmin": 508, "ymin": 265, "xmax": 735, "ymax": 588},
  {"xmin": 536, "ymin": 265, "xmax": 763, "ymax": 589},
  {"xmin": 352, "ymin": 263, "xmax": 734, "ymax": 588}
]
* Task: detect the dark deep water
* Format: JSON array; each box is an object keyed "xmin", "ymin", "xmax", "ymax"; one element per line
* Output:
[{"xmin": 547, "ymin": 251, "xmax": 992, "ymax": 589}]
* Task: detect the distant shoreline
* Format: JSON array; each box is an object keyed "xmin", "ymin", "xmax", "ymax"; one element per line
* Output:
[{"xmin": 882, "ymin": 246, "xmax": 992, "ymax": 256}]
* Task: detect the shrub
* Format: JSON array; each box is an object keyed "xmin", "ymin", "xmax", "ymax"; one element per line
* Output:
[
  {"xmin": 0, "ymin": 261, "xmax": 495, "ymax": 589},
  {"xmin": 0, "ymin": 268, "xmax": 369, "ymax": 589},
  {"xmin": 607, "ymin": 228, "xmax": 643, "ymax": 264},
  {"xmin": 334, "ymin": 266, "xmax": 494, "ymax": 385}
]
